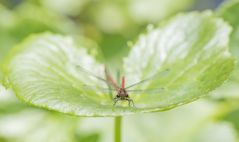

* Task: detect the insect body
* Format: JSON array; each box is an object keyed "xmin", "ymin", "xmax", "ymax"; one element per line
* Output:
[
  {"xmin": 113, "ymin": 77, "xmax": 134, "ymax": 107},
  {"xmin": 76, "ymin": 65, "xmax": 168, "ymax": 107}
]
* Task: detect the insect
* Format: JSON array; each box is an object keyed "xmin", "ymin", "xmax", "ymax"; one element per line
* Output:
[
  {"xmin": 76, "ymin": 65, "xmax": 169, "ymax": 107},
  {"xmin": 106, "ymin": 74, "xmax": 134, "ymax": 107}
]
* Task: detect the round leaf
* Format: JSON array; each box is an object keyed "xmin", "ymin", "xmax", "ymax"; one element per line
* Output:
[{"xmin": 5, "ymin": 11, "xmax": 234, "ymax": 116}]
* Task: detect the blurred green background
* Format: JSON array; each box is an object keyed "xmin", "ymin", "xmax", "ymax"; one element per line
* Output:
[{"xmin": 1, "ymin": 0, "xmax": 239, "ymax": 142}]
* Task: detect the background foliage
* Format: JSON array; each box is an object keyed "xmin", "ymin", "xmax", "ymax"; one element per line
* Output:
[{"xmin": 1, "ymin": 0, "xmax": 239, "ymax": 142}]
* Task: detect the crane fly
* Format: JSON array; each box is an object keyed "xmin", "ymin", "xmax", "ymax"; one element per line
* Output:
[{"xmin": 76, "ymin": 65, "xmax": 169, "ymax": 107}]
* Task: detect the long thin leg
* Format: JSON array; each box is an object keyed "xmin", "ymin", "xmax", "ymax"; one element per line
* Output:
[
  {"xmin": 113, "ymin": 98, "xmax": 120, "ymax": 106},
  {"xmin": 126, "ymin": 98, "xmax": 135, "ymax": 107}
]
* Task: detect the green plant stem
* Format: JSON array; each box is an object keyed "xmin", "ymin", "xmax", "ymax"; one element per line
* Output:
[
  {"xmin": 114, "ymin": 116, "xmax": 122, "ymax": 142},
  {"xmin": 114, "ymin": 69, "xmax": 122, "ymax": 142}
]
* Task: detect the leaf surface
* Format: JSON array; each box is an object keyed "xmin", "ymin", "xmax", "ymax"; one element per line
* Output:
[{"xmin": 5, "ymin": 11, "xmax": 234, "ymax": 116}]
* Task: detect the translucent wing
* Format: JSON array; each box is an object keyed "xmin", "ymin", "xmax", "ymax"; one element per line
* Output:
[
  {"xmin": 81, "ymin": 85, "xmax": 117, "ymax": 93},
  {"xmin": 104, "ymin": 67, "xmax": 120, "ymax": 90},
  {"xmin": 125, "ymin": 68, "xmax": 170, "ymax": 89},
  {"xmin": 76, "ymin": 65, "xmax": 120, "ymax": 91},
  {"xmin": 81, "ymin": 85, "xmax": 165, "ymax": 95},
  {"xmin": 75, "ymin": 65, "xmax": 108, "ymax": 83},
  {"xmin": 127, "ymin": 87, "xmax": 165, "ymax": 94}
]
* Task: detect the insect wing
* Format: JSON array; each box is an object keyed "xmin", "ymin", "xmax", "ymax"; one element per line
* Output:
[
  {"xmin": 76, "ymin": 65, "xmax": 120, "ymax": 90},
  {"xmin": 104, "ymin": 67, "xmax": 120, "ymax": 90},
  {"xmin": 81, "ymin": 85, "xmax": 117, "ymax": 93},
  {"xmin": 75, "ymin": 65, "xmax": 108, "ymax": 83},
  {"xmin": 125, "ymin": 68, "xmax": 170, "ymax": 89},
  {"xmin": 127, "ymin": 87, "xmax": 165, "ymax": 95}
]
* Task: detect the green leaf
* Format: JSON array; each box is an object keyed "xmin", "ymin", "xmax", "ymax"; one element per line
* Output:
[
  {"xmin": 79, "ymin": 100, "xmax": 238, "ymax": 142},
  {"xmin": 0, "ymin": 3, "xmax": 75, "ymax": 83},
  {"xmin": 123, "ymin": 100, "xmax": 238, "ymax": 142},
  {"xmin": 0, "ymin": 4, "xmax": 61, "ymax": 62},
  {"xmin": 213, "ymin": 0, "xmax": 239, "ymax": 98},
  {"xmin": 0, "ymin": 109, "xmax": 78, "ymax": 142},
  {"xmin": 123, "ymin": 11, "xmax": 234, "ymax": 111},
  {"xmin": 221, "ymin": 108, "xmax": 239, "ymax": 136},
  {"xmin": 4, "ymin": 33, "xmax": 128, "ymax": 116},
  {"xmin": 0, "ymin": 85, "xmax": 81, "ymax": 142},
  {"xmin": 129, "ymin": 0, "xmax": 194, "ymax": 23},
  {"xmin": 0, "ymin": 84, "xmax": 31, "ymax": 115},
  {"xmin": 4, "ymin": 11, "xmax": 234, "ymax": 116}
]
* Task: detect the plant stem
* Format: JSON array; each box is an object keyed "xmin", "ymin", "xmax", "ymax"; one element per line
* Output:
[
  {"xmin": 114, "ymin": 69, "xmax": 122, "ymax": 142},
  {"xmin": 114, "ymin": 116, "xmax": 122, "ymax": 142}
]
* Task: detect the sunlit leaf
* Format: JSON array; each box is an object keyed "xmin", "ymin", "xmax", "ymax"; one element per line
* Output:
[
  {"xmin": 79, "ymin": 101, "xmax": 238, "ymax": 142},
  {"xmin": 0, "ymin": 86, "xmax": 24, "ymax": 114},
  {"xmin": 129, "ymin": 0, "xmax": 194, "ymax": 23},
  {"xmin": 4, "ymin": 11, "xmax": 234, "ymax": 116},
  {"xmin": 123, "ymin": 11, "xmax": 234, "ymax": 111},
  {"xmin": 123, "ymin": 101, "xmax": 237, "ymax": 142},
  {"xmin": 212, "ymin": 0, "xmax": 239, "ymax": 98},
  {"xmin": 0, "ymin": 85, "xmax": 81, "ymax": 142},
  {"xmin": 0, "ymin": 109, "xmax": 78, "ymax": 142},
  {"xmin": 41, "ymin": 0, "xmax": 90, "ymax": 16},
  {"xmin": 4, "ymin": 33, "xmax": 119, "ymax": 116},
  {"xmin": 0, "ymin": 3, "xmax": 75, "ymax": 83},
  {"xmin": 221, "ymin": 108, "xmax": 239, "ymax": 135}
]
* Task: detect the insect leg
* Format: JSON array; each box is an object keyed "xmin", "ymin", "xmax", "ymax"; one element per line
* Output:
[
  {"xmin": 113, "ymin": 97, "xmax": 120, "ymax": 106},
  {"xmin": 126, "ymin": 98, "xmax": 135, "ymax": 107}
]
